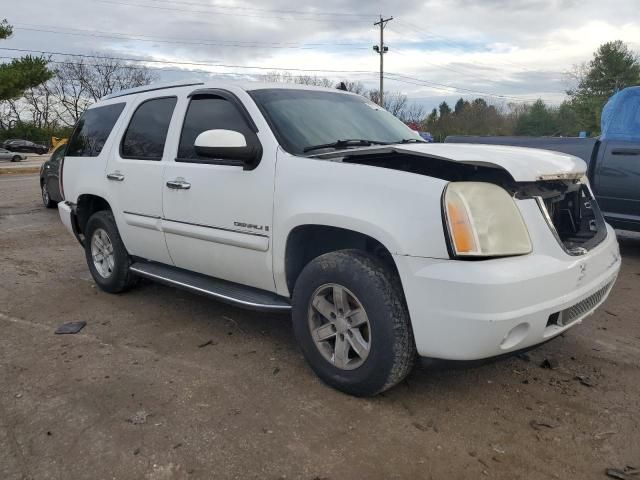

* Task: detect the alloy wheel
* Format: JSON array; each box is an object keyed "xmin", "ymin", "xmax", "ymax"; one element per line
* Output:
[
  {"xmin": 91, "ymin": 228, "xmax": 115, "ymax": 278},
  {"xmin": 308, "ymin": 283, "xmax": 371, "ymax": 370}
]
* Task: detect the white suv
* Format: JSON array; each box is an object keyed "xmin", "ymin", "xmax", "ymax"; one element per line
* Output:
[{"xmin": 58, "ymin": 81, "xmax": 621, "ymax": 396}]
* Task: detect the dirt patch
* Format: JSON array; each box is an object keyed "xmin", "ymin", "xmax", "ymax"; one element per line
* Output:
[{"xmin": 1, "ymin": 174, "xmax": 639, "ymax": 480}]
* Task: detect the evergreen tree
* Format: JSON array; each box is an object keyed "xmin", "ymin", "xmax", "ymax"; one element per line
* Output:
[
  {"xmin": 439, "ymin": 101, "xmax": 451, "ymax": 117},
  {"xmin": 0, "ymin": 19, "xmax": 52, "ymax": 102},
  {"xmin": 454, "ymin": 98, "xmax": 467, "ymax": 115},
  {"xmin": 568, "ymin": 40, "xmax": 640, "ymax": 133}
]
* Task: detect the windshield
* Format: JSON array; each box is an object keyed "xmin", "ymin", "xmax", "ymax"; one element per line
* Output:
[{"xmin": 249, "ymin": 89, "xmax": 417, "ymax": 155}]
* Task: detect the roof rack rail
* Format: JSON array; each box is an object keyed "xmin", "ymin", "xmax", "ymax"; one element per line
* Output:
[{"xmin": 101, "ymin": 81, "xmax": 205, "ymax": 100}]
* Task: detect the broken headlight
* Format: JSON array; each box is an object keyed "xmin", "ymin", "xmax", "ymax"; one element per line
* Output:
[{"xmin": 443, "ymin": 182, "xmax": 532, "ymax": 258}]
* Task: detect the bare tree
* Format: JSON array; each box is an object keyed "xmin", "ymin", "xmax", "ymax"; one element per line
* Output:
[
  {"xmin": 75, "ymin": 56, "xmax": 157, "ymax": 101},
  {"xmin": 294, "ymin": 75, "xmax": 334, "ymax": 88},
  {"xmin": 338, "ymin": 80, "xmax": 366, "ymax": 95},
  {"xmin": 263, "ymin": 70, "xmax": 333, "ymax": 88},
  {"xmin": 367, "ymin": 90, "xmax": 409, "ymax": 117},
  {"xmin": 21, "ymin": 84, "xmax": 56, "ymax": 128},
  {"xmin": 399, "ymin": 102, "xmax": 426, "ymax": 124},
  {"xmin": 46, "ymin": 56, "xmax": 158, "ymax": 125}
]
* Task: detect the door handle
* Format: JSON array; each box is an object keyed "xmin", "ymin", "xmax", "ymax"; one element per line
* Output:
[
  {"xmin": 612, "ymin": 148, "xmax": 640, "ymax": 156},
  {"xmin": 166, "ymin": 179, "xmax": 191, "ymax": 190},
  {"xmin": 106, "ymin": 172, "xmax": 125, "ymax": 181}
]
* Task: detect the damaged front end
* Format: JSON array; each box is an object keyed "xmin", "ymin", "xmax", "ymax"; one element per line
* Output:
[
  {"xmin": 517, "ymin": 180, "xmax": 607, "ymax": 255},
  {"xmin": 327, "ymin": 148, "xmax": 607, "ymax": 256}
]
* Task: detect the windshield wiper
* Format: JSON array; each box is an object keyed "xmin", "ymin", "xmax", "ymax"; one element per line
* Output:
[
  {"xmin": 303, "ymin": 139, "xmax": 390, "ymax": 153},
  {"xmin": 397, "ymin": 138, "xmax": 427, "ymax": 144}
]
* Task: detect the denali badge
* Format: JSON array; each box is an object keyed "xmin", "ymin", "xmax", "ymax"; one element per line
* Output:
[{"xmin": 234, "ymin": 222, "xmax": 269, "ymax": 232}]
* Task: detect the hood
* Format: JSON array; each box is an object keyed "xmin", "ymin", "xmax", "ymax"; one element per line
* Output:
[{"xmin": 390, "ymin": 143, "xmax": 587, "ymax": 182}]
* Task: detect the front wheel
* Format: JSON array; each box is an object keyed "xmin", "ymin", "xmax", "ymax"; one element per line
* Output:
[
  {"xmin": 11, "ymin": 155, "xmax": 21, "ymax": 162},
  {"xmin": 84, "ymin": 210, "xmax": 136, "ymax": 293},
  {"xmin": 292, "ymin": 250, "xmax": 416, "ymax": 396}
]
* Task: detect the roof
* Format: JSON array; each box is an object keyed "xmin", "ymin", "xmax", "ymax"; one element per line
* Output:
[{"xmin": 101, "ymin": 79, "xmax": 346, "ymax": 100}]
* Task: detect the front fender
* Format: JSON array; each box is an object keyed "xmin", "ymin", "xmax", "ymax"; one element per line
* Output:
[{"xmin": 272, "ymin": 150, "xmax": 450, "ymax": 295}]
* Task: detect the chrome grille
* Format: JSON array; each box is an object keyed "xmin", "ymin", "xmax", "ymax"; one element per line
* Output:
[{"xmin": 560, "ymin": 281, "xmax": 614, "ymax": 325}]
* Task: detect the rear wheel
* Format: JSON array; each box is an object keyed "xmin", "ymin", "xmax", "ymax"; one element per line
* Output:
[
  {"xmin": 11, "ymin": 155, "xmax": 21, "ymax": 162},
  {"xmin": 41, "ymin": 182, "xmax": 56, "ymax": 208},
  {"xmin": 292, "ymin": 250, "xmax": 416, "ymax": 396},
  {"xmin": 84, "ymin": 210, "xmax": 136, "ymax": 293}
]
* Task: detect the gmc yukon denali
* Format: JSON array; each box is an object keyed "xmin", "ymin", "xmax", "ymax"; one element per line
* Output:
[{"xmin": 57, "ymin": 81, "xmax": 621, "ymax": 396}]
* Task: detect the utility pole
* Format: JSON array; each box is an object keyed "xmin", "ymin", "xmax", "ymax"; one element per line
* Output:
[{"xmin": 373, "ymin": 15, "xmax": 393, "ymax": 107}]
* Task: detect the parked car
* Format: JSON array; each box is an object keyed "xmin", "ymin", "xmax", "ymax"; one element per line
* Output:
[
  {"xmin": 446, "ymin": 86, "xmax": 640, "ymax": 232},
  {"xmin": 418, "ymin": 131, "xmax": 434, "ymax": 142},
  {"xmin": 57, "ymin": 81, "xmax": 621, "ymax": 396},
  {"xmin": 3, "ymin": 139, "xmax": 48, "ymax": 155},
  {"xmin": 39, "ymin": 144, "xmax": 66, "ymax": 208},
  {"xmin": 0, "ymin": 147, "xmax": 26, "ymax": 162}
]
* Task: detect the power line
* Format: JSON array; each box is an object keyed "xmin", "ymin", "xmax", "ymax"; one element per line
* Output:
[
  {"xmin": 391, "ymin": 18, "xmax": 565, "ymax": 76},
  {"xmin": 144, "ymin": 0, "xmax": 376, "ymax": 17},
  {"xmin": 388, "ymin": 45, "xmax": 557, "ymax": 97},
  {"xmin": 384, "ymin": 72, "xmax": 542, "ymax": 101},
  {"xmin": 0, "ymin": 47, "xmax": 378, "ymax": 74},
  {"xmin": 0, "ymin": 55, "xmax": 380, "ymax": 82},
  {"xmin": 0, "ymin": 48, "xmax": 543, "ymax": 102},
  {"xmin": 14, "ymin": 23, "xmax": 368, "ymax": 47},
  {"xmin": 13, "ymin": 26, "xmax": 370, "ymax": 50},
  {"xmin": 94, "ymin": 0, "xmax": 373, "ymax": 22}
]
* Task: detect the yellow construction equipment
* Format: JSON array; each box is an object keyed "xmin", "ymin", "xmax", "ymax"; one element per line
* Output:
[{"xmin": 50, "ymin": 137, "xmax": 68, "ymax": 151}]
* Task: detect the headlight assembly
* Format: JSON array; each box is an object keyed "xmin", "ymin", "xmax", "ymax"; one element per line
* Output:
[{"xmin": 443, "ymin": 182, "xmax": 532, "ymax": 258}]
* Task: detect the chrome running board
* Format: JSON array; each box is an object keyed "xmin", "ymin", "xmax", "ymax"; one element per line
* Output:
[{"xmin": 130, "ymin": 262, "xmax": 291, "ymax": 312}]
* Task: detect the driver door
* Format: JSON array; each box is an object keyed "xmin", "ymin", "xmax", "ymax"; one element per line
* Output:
[{"xmin": 161, "ymin": 90, "xmax": 276, "ymax": 291}]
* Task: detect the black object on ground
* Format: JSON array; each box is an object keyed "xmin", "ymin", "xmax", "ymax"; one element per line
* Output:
[
  {"xmin": 54, "ymin": 321, "xmax": 87, "ymax": 335},
  {"xmin": 575, "ymin": 375, "xmax": 595, "ymax": 387},
  {"xmin": 539, "ymin": 357, "xmax": 559, "ymax": 369},
  {"xmin": 606, "ymin": 466, "xmax": 640, "ymax": 479}
]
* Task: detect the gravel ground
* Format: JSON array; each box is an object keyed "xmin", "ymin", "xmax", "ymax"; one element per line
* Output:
[
  {"xmin": 0, "ymin": 154, "xmax": 48, "ymax": 175},
  {"xmin": 1, "ymin": 174, "xmax": 639, "ymax": 480}
]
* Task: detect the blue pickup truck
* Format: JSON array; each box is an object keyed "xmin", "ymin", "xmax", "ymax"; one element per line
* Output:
[{"xmin": 447, "ymin": 87, "xmax": 640, "ymax": 232}]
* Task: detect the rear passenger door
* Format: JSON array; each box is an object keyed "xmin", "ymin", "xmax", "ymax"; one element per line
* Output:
[
  {"xmin": 105, "ymin": 95, "xmax": 178, "ymax": 265},
  {"xmin": 161, "ymin": 91, "xmax": 276, "ymax": 291}
]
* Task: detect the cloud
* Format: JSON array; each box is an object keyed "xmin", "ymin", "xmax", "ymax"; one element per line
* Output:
[{"xmin": 1, "ymin": 0, "xmax": 638, "ymax": 110}]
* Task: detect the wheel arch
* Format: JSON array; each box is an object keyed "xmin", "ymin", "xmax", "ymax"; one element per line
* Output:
[
  {"xmin": 76, "ymin": 194, "xmax": 113, "ymax": 235},
  {"xmin": 283, "ymin": 224, "xmax": 401, "ymax": 296}
]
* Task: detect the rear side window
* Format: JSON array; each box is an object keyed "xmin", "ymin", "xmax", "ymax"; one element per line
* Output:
[
  {"xmin": 67, "ymin": 103, "xmax": 125, "ymax": 157},
  {"xmin": 121, "ymin": 97, "xmax": 177, "ymax": 160},
  {"xmin": 177, "ymin": 96, "xmax": 254, "ymax": 161}
]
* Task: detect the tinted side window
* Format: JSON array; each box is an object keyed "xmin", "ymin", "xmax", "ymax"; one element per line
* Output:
[
  {"xmin": 121, "ymin": 97, "xmax": 177, "ymax": 160},
  {"xmin": 177, "ymin": 96, "xmax": 253, "ymax": 161},
  {"xmin": 67, "ymin": 103, "xmax": 125, "ymax": 157}
]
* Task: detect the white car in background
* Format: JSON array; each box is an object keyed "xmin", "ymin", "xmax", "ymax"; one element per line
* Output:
[
  {"xmin": 57, "ymin": 81, "xmax": 620, "ymax": 396},
  {"xmin": 0, "ymin": 148, "xmax": 26, "ymax": 162}
]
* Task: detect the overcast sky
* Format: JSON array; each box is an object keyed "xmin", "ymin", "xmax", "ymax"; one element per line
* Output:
[{"xmin": 2, "ymin": 0, "xmax": 639, "ymax": 111}]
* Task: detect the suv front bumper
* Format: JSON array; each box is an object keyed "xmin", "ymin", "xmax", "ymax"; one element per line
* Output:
[{"xmin": 393, "ymin": 224, "xmax": 621, "ymax": 360}]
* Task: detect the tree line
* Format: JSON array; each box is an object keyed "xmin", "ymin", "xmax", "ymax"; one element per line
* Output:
[
  {"xmin": 1, "ymin": 16, "xmax": 638, "ymax": 145},
  {"xmin": 425, "ymin": 41, "xmax": 640, "ymax": 141}
]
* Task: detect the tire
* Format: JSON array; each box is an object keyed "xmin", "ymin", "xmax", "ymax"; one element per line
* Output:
[
  {"xmin": 292, "ymin": 249, "xmax": 416, "ymax": 396},
  {"xmin": 11, "ymin": 155, "xmax": 21, "ymax": 162},
  {"xmin": 41, "ymin": 182, "xmax": 56, "ymax": 208},
  {"xmin": 84, "ymin": 210, "xmax": 136, "ymax": 293}
]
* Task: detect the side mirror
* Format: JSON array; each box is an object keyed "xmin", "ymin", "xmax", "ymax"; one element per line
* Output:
[{"xmin": 194, "ymin": 129, "xmax": 262, "ymax": 168}]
